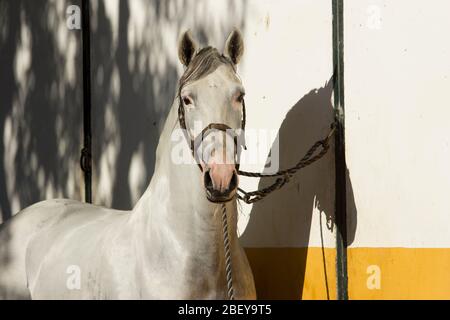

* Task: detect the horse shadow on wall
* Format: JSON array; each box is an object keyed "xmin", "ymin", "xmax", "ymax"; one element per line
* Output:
[{"xmin": 240, "ymin": 79, "xmax": 357, "ymax": 300}]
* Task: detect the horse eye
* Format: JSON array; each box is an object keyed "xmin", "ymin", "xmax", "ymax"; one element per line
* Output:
[
  {"xmin": 237, "ymin": 93, "xmax": 245, "ymax": 103},
  {"xmin": 182, "ymin": 96, "xmax": 193, "ymax": 106}
]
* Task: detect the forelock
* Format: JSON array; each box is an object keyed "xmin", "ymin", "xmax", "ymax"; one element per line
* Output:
[{"xmin": 179, "ymin": 47, "xmax": 235, "ymax": 89}]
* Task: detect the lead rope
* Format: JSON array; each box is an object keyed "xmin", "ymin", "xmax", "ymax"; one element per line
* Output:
[
  {"xmin": 236, "ymin": 123, "xmax": 336, "ymax": 204},
  {"xmin": 222, "ymin": 123, "xmax": 336, "ymax": 300},
  {"xmin": 221, "ymin": 203, "xmax": 235, "ymax": 300}
]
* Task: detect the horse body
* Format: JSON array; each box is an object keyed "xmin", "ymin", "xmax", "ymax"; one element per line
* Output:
[{"xmin": 0, "ymin": 30, "xmax": 256, "ymax": 300}]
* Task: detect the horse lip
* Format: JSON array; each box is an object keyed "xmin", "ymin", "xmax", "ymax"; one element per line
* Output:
[{"xmin": 205, "ymin": 188, "xmax": 236, "ymax": 203}]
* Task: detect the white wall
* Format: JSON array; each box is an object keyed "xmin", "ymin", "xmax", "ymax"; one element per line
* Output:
[{"xmin": 345, "ymin": 0, "xmax": 450, "ymax": 248}]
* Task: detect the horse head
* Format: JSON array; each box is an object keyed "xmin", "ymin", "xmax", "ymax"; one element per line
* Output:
[{"xmin": 177, "ymin": 30, "xmax": 246, "ymax": 203}]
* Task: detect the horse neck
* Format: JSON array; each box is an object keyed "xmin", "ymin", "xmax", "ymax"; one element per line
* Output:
[{"xmin": 130, "ymin": 100, "xmax": 238, "ymax": 253}]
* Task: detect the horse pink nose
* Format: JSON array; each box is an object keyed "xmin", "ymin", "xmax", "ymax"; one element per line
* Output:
[
  {"xmin": 203, "ymin": 162, "xmax": 238, "ymax": 203},
  {"xmin": 205, "ymin": 163, "xmax": 237, "ymax": 193}
]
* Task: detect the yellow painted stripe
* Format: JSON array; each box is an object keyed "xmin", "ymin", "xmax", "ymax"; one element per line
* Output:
[
  {"xmin": 245, "ymin": 247, "xmax": 450, "ymax": 300},
  {"xmin": 348, "ymin": 247, "xmax": 450, "ymax": 300}
]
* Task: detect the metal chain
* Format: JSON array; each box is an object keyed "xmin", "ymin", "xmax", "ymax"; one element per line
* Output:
[
  {"xmin": 236, "ymin": 123, "xmax": 336, "ymax": 204},
  {"xmin": 221, "ymin": 203, "xmax": 235, "ymax": 300}
]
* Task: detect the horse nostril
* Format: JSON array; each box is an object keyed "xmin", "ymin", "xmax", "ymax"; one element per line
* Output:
[
  {"xmin": 204, "ymin": 170, "xmax": 213, "ymax": 190},
  {"xmin": 229, "ymin": 171, "xmax": 238, "ymax": 191}
]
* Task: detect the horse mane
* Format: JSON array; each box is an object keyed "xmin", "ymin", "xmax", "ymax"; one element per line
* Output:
[{"xmin": 178, "ymin": 47, "xmax": 235, "ymax": 90}]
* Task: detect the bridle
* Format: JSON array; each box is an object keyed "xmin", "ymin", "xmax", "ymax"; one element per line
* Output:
[{"xmin": 177, "ymin": 86, "xmax": 247, "ymax": 172}]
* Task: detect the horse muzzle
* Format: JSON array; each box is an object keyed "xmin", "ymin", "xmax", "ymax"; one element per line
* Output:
[{"xmin": 203, "ymin": 166, "xmax": 238, "ymax": 203}]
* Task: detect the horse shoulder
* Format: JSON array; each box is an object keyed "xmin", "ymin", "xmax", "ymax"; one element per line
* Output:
[{"xmin": 20, "ymin": 199, "xmax": 133, "ymax": 298}]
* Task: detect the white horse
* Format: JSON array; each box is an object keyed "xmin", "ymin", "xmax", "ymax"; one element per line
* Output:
[{"xmin": 0, "ymin": 30, "xmax": 256, "ymax": 299}]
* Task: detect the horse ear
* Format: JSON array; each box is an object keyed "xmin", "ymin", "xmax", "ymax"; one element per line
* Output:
[
  {"xmin": 178, "ymin": 30, "xmax": 198, "ymax": 67},
  {"xmin": 224, "ymin": 29, "xmax": 244, "ymax": 65}
]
